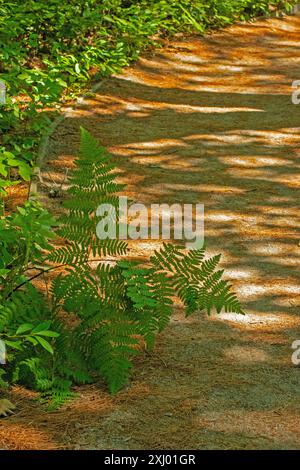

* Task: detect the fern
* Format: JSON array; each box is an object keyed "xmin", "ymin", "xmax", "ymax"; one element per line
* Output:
[
  {"xmin": 49, "ymin": 128, "xmax": 244, "ymax": 397},
  {"xmin": 55, "ymin": 127, "xmax": 127, "ymax": 262},
  {"xmin": 0, "ymin": 128, "xmax": 244, "ymax": 402},
  {"xmin": 119, "ymin": 261, "xmax": 173, "ymax": 349},
  {"xmin": 150, "ymin": 243, "xmax": 244, "ymax": 316}
]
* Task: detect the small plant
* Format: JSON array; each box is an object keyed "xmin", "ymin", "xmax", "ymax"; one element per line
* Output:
[
  {"xmin": 48, "ymin": 128, "xmax": 244, "ymax": 395},
  {"xmin": 0, "ymin": 130, "xmax": 244, "ymax": 405},
  {"xmin": 0, "ymin": 199, "xmax": 91, "ymax": 407},
  {"xmin": 0, "ymin": 202, "xmax": 60, "ymax": 395}
]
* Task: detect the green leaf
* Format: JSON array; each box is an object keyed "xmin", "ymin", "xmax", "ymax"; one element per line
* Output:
[
  {"xmin": 36, "ymin": 330, "xmax": 59, "ymax": 338},
  {"xmin": 32, "ymin": 321, "xmax": 52, "ymax": 334},
  {"xmin": 18, "ymin": 163, "xmax": 31, "ymax": 181},
  {"xmin": 5, "ymin": 340, "xmax": 23, "ymax": 351},
  {"xmin": 16, "ymin": 323, "xmax": 34, "ymax": 335},
  {"xmin": 26, "ymin": 337, "xmax": 38, "ymax": 346},
  {"xmin": 35, "ymin": 336, "xmax": 54, "ymax": 354}
]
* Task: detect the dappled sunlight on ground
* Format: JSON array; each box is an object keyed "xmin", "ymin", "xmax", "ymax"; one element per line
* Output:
[{"xmin": 21, "ymin": 13, "xmax": 300, "ymax": 450}]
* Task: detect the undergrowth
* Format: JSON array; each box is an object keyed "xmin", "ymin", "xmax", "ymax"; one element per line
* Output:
[
  {"xmin": 0, "ymin": 0, "xmax": 296, "ymax": 198},
  {"xmin": 0, "ymin": 129, "xmax": 244, "ymax": 406}
]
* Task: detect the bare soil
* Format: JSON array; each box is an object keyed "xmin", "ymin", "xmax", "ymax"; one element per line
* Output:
[{"xmin": 1, "ymin": 14, "xmax": 300, "ymax": 450}]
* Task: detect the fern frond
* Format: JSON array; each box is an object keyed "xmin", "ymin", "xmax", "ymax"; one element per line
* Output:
[
  {"xmin": 47, "ymin": 242, "xmax": 89, "ymax": 265},
  {"xmin": 151, "ymin": 243, "xmax": 244, "ymax": 316},
  {"xmin": 90, "ymin": 319, "xmax": 139, "ymax": 394},
  {"xmin": 48, "ymin": 129, "xmax": 244, "ymax": 398}
]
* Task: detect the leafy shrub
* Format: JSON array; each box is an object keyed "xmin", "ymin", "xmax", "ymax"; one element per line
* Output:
[
  {"xmin": 0, "ymin": 199, "xmax": 92, "ymax": 406},
  {"xmin": 0, "ymin": 200, "xmax": 56, "ymax": 292},
  {"xmin": 0, "ymin": 201, "xmax": 60, "ymax": 393}
]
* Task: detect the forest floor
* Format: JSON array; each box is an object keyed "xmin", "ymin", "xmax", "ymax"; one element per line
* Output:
[{"xmin": 2, "ymin": 13, "xmax": 300, "ymax": 450}]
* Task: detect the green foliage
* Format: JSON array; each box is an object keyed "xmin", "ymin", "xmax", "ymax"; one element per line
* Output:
[
  {"xmin": 0, "ymin": 128, "xmax": 244, "ymax": 405},
  {"xmin": 1, "ymin": 0, "xmax": 274, "ymax": 405},
  {"xmin": 0, "ymin": 200, "xmax": 56, "ymax": 296},
  {"xmin": 0, "ymin": 125, "xmax": 244, "ymax": 405},
  {"xmin": 0, "ymin": 286, "xmax": 59, "ymax": 387},
  {"xmin": 50, "ymin": 129, "xmax": 244, "ymax": 395},
  {"xmin": 0, "ymin": 0, "xmax": 295, "ymax": 194},
  {"xmin": 150, "ymin": 243, "xmax": 244, "ymax": 316},
  {"xmin": 0, "ymin": 199, "xmax": 90, "ymax": 407},
  {"xmin": 50, "ymin": 127, "xmax": 127, "ymax": 261}
]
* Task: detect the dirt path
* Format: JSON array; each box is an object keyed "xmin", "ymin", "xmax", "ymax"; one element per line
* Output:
[{"xmin": 2, "ymin": 14, "xmax": 300, "ymax": 450}]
